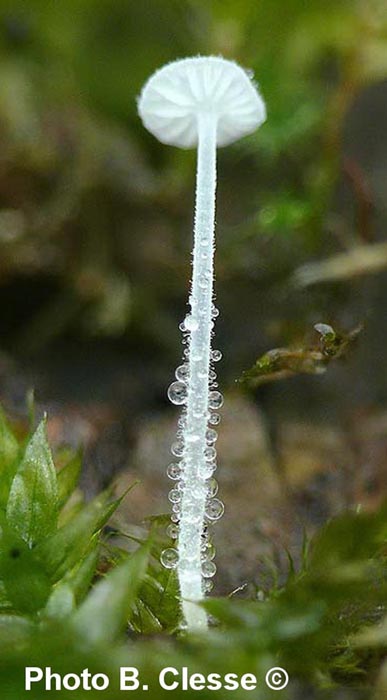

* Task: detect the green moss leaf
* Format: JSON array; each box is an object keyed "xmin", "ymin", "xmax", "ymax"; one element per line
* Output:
[
  {"xmin": 0, "ymin": 407, "xmax": 20, "ymax": 510},
  {"xmin": 6, "ymin": 420, "xmax": 58, "ymax": 547},
  {"xmin": 0, "ymin": 521, "xmax": 51, "ymax": 614},
  {"xmin": 308, "ymin": 505, "xmax": 387, "ymax": 571},
  {"xmin": 71, "ymin": 541, "xmax": 150, "ymax": 646},
  {"xmin": 63, "ymin": 542, "xmax": 100, "ymax": 604},
  {"xmin": 57, "ymin": 451, "xmax": 82, "ymax": 509},
  {"xmin": 43, "ymin": 582, "xmax": 75, "ymax": 621},
  {"xmin": 0, "ymin": 615, "xmax": 34, "ymax": 648},
  {"xmin": 240, "ymin": 324, "xmax": 362, "ymax": 386},
  {"xmin": 133, "ymin": 569, "xmax": 181, "ymax": 634},
  {"xmin": 35, "ymin": 490, "xmax": 112, "ymax": 582}
]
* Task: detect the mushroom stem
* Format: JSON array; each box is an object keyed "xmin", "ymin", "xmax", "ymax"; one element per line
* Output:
[
  {"xmin": 138, "ymin": 55, "xmax": 266, "ymax": 633},
  {"xmin": 178, "ymin": 112, "xmax": 217, "ymax": 631}
]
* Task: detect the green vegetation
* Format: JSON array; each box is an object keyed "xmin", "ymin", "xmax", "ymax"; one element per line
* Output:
[
  {"xmin": 0, "ymin": 1, "xmax": 386, "ymax": 698},
  {"xmin": 0, "ymin": 1, "xmax": 386, "ymax": 352},
  {"xmin": 0, "ymin": 406, "xmax": 385, "ymax": 698},
  {"xmin": 240, "ymin": 323, "xmax": 362, "ymax": 386}
]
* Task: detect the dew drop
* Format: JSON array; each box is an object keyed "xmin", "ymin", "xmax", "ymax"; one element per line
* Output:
[
  {"xmin": 204, "ymin": 446, "xmax": 217, "ymax": 462},
  {"xmin": 209, "ymin": 413, "xmax": 221, "ymax": 426},
  {"xmin": 201, "ymin": 542, "xmax": 216, "ymax": 561},
  {"xmin": 168, "ymin": 488, "xmax": 181, "ymax": 503},
  {"xmin": 175, "ymin": 364, "xmax": 189, "ymax": 382},
  {"xmin": 160, "ymin": 548, "xmax": 179, "ymax": 569},
  {"xmin": 211, "ymin": 306, "xmax": 220, "ymax": 319},
  {"xmin": 206, "ymin": 428, "xmax": 218, "ymax": 445},
  {"xmin": 171, "ymin": 440, "xmax": 185, "ymax": 457},
  {"xmin": 203, "ymin": 579, "xmax": 214, "ymax": 592},
  {"xmin": 206, "ymin": 477, "xmax": 218, "ymax": 498},
  {"xmin": 168, "ymin": 381, "xmax": 187, "ymax": 405},
  {"xmin": 201, "ymin": 529, "xmax": 209, "ymax": 544},
  {"xmin": 206, "ymin": 542, "xmax": 216, "ymax": 561},
  {"xmin": 167, "ymin": 523, "xmax": 179, "ymax": 539},
  {"xmin": 201, "ymin": 560, "xmax": 217, "ymax": 578},
  {"xmin": 205, "ymin": 498, "xmax": 224, "ymax": 521},
  {"xmin": 211, "ymin": 349, "xmax": 222, "ymax": 362},
  {"xmin": 167, "ymin": 462, "xmax": 182, "ymax": 480},
  {"xmin": 209, "ymin": 369, "xmax": 217, "ymax": 381},
  {"xmin": 198, "ymin": 463, "xmax": 216, "ymax": 479},
  {"xmin": 208, "ymin": 390, "xmax": 223, "ymax": 409}
]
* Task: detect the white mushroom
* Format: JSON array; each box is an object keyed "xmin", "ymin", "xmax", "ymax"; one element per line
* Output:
[
  {"xmin": 139, "ymin": 55, "xmax": 265, "ymax": 148},
  {"xmin": 138, "ymin": 56, "xmax": 266, "ymax": 632}
]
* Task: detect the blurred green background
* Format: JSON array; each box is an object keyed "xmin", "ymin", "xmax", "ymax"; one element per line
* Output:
[{"xmin": 0, "ymin": 0, "xmax": 386, "ymax": 589}]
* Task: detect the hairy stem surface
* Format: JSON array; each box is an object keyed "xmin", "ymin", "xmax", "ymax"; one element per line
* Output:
[{"xmin": 178, "ymin": 112, "xmax": 217, "ymax": 631}]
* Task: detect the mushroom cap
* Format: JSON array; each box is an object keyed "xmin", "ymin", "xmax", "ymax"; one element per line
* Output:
[{"xmin": 138, "ymin": 56, "xmax": 266, "ymax": 149}]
